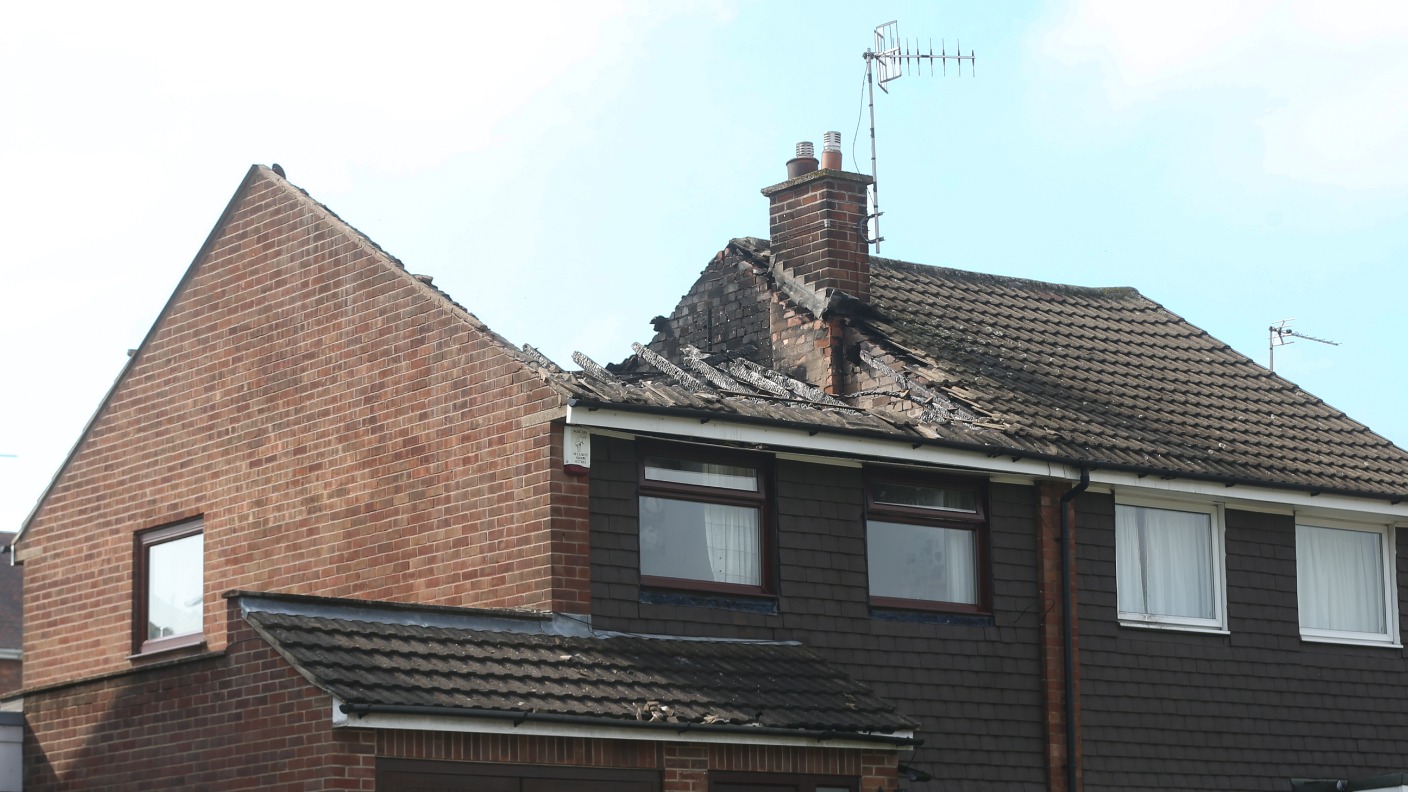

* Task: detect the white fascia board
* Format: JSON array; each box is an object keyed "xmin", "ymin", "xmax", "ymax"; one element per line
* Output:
[
  {"xmin": 565, "ymin": 406, "xmax": 1408, "ymax": 522},
  {"xmin": 1093, "ymin": 468, "xmax": 1408, "ymax": 522},
  {"xmin": 566, "ymin": 405, "xmax": 1075, "ymax": 481},
  {"xmin": 331, "ymin": 697, "xmax": 911, "ymax": 751}
]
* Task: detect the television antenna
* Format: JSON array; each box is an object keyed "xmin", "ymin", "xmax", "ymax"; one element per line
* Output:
[
  {"xmin": 861, "ymin": 20, "xmax": 974, "ymax": 252},
  {"xmin": 1268, "ymin": 319, "xmax": 1339, "ymax": 372}
]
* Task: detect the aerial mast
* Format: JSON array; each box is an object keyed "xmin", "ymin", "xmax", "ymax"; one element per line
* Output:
[
  {"xmin": 861, "ymin": 21, "xmax": 974, "ymax": 252},
  {"xmin": 1268, "ymin": 319, "xmax": 1339, "ymax": 372}
]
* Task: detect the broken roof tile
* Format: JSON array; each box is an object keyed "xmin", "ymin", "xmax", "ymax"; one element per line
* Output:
[{"xmin": 243, "ymin": 596, "xmax": 917, "ymax": 739}]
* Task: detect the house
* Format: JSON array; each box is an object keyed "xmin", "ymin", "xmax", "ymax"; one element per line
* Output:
[
  {"xmin": 0, "ymin": 535, "xmax": 21, "ymax": 697},
  {"xmin": 10, "ymin": 138, "xmax": 1408, "ymax": 792},
  {"xmin": 0, "ymin": 534, "xmax": 21, "ymax": 792}
]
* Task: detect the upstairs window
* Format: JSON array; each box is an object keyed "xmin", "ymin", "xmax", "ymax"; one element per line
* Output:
[
  {"xmin": 1116, "ymin": 499, "xmax": 1226, "ymax": 631},
  {"xmin": 866, "ymin": 474, "xmax": 987, "ymax": 612},
  {"xmin": 1297, "ymin": 520, "xmax": 1399, "ymax": 646},
  {"xmin": 134, "ymin": 519, "xmax": 205, "ymax": 654},
  {"xmin": 639, "ymin": 449, "xmax": 770, "ymax": 594}
]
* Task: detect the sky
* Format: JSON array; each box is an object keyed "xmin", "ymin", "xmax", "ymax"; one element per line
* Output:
[{"xmin": 2, "ymin": 1, "xmax": 1406, "ymax": 532}]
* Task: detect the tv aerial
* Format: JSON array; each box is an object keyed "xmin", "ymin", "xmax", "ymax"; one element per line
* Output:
[
  {"xmin": 1268, "ymin": 319, "xmax": 1339, "ymax": 372},
  {"xmin": 861, "ymin": 21, "xmax": 974, "ymax": 252}
]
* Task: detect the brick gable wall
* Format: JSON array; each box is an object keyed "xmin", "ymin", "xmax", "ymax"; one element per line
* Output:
[
  {"xmin": 588, "ymin": 435, "xmax": 1048, "ymax": 787},
  {"xmin": 20, "ymin": 167, "xmax": 586, "ymax": 690},
  {"xmin": 646, "ymin": 250, "xmax": 855, "ymax": 393},
  {"xmin": 648, "ymin": 252, "xmax": 776, "ymax": 367}
]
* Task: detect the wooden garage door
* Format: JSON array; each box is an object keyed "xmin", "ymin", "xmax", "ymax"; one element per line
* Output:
[{"xmin": 377, "ymin": 759, "xmax": 659, "ymax": 792}]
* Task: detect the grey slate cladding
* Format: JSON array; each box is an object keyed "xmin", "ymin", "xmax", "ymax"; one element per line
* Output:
[{"xmin": 243, "ymin": 607, "xmax": 918, "ymax": 735}]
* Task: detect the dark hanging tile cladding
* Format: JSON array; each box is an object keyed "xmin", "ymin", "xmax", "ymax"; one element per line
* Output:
[
  {"xmin": 1076, "ymin": 493, "xmax": 1408, "ymax": 790},
  {"xmin": 589, "ymin": 436, "xmax": 1050, "ymax": 787},
  {"xmin": 243, "ymin": 607, "xmax": 917, "ymax": 735}
]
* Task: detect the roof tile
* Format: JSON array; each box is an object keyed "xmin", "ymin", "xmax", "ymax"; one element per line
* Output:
[{"xmin": 244, "ymin": 604, "xmax": 917, "ymax": 737}]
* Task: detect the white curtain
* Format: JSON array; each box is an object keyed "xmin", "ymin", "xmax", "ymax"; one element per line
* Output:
[
  {"xmin": 704, "ymin": 504, "xmax": 760, "ymax": 585},
  {"xmin": 1297, "ymin": 524, "xmax": 1384, "ymax": 634},
  {"xmin": 1117, "ymin": 505, "xmax": 1214, "ymax": 619},
  {"xmin": 935, "ymin": 528, "xmax": 976, "ymax": 604}
]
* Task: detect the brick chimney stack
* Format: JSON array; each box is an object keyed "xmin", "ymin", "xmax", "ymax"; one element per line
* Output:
[{"xmin": 761, "ymin": 132, "xmax": 873, "ymax": 304}]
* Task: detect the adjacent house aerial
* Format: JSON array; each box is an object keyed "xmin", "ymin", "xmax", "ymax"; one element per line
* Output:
[{"xmin": 10, "ymin": 137, "xmax": 1408, "ymax": 792}]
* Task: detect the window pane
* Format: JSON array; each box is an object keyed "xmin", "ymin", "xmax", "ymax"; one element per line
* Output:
[
  {"xmin": 147, "ymin": 533, "xmax": 203, "ymax": 640},
  {"xmin": 640, "ymin": 497, "xmax": 760, "ymax": 585},
  {"xmin": 867, "ymin": 520, "xmax": 976, "ymax": 604},
  {"xmin": 1297, "ymin": 524, "xmax": 1386, "ymax": 634},
  {"xmin": 1116, "ymin": 504, "xmax": 1215, "ymax": 620},
  {"xmin": 873, "ymin": 481, "xmax": 976, "ymax": 513},
  {"xmin": 644, "ymin": 457, "xmax": 757, "ymax": 491}
]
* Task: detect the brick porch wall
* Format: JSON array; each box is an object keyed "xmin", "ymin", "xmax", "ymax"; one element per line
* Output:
[
  {"xmin": 381, "ymin": 733, "xmax": 900, "ymax": 792},
  {"xmin": 23, "ymin": 599, "xmax": 376, "ymax": 791}
]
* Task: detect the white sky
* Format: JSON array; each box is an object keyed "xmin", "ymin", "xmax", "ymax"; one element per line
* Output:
[{"xmin": 2, "ymin": 1, "xmax": 1406, "ymax": 530}]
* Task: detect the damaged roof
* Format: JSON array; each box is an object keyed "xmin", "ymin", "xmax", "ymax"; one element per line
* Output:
[
  {"xmin": 241, "ymin": 594, "xmax": 918, "ymax": 741},
  {"xmin": 533, "ymin": 239, "xmax": 1408, "ymax": 499}
]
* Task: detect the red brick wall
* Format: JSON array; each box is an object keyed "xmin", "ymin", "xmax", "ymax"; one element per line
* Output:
[
  {"xmin": 1037, "ymin": 481, "xmax": 1081, "ymax": 792},
  {"xmin": 23, "ymin": 600, "xmax": 377, "ymax": 791},
  {"xmin": 20, "ymin": 166, "xmax": 583, "ymax": 690},
  {"xmin": 379, "ymin": 731, "xmax": 898, "ymax": 792}
]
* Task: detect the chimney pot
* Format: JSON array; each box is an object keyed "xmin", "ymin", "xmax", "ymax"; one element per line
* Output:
[
  {"xmin": 786, "ymin": 141, "xmax": 819, "ymax": 179},
  {"xmin": 820, "ymin": 131, "xmax": 842, "ymax": 170}
]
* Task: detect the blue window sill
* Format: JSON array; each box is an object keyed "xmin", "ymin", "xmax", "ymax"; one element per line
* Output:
[
  {"xmin": 640, "ymin": 588, "xmax": 779, "ymax": 615},
  {"xmin": 870, "ymin": 607, "xmax": 993, "ymax": 627}
]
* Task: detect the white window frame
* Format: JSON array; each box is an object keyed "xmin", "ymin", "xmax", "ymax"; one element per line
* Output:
[
  {"xmin": 1115, "ymin": 495, "xmax": 1228, "ymax": 633},
  {"xmin": 1295, "ymin": 517, "xmax": 1401, "ymax": 648}
]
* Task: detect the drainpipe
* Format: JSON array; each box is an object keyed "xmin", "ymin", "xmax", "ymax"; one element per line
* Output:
[{"xmin": 1059, "ymin": 467, "xmax": 1091, "ymax": 792}]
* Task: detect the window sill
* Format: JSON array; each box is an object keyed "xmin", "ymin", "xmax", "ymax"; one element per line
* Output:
[
  {"xmin": 869, "ymin": 595, "xmax": 986, "ymax": 615},
  {"xmin": 870, "ymin": 607, "xmax": 993, "ymax": 627},
  {"xmin": 639, "ymin": 587, "xmax": 778, "ymax": 615},
  {"xmin": 1118, "ymin": 618, "xmax": 1229, "ymax": 636},
  {"xmin": 1299, "ymin": 633, "xmax": 1403, "ymax": 650},
  {"xmin": 129, "ymin": 633, "xmax": 207, "ymax": 660}
]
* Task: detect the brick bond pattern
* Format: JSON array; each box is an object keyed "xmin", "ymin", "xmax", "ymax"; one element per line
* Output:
[
  {"xmin": 761, "ymin": 169, "xmax": 872, "ymax": 304},
  {"xmin": 23, "ymin": 600, "xmax": 378, "ymax": 791},
  {"xmin": 20, "ymin": 166, "xmax": 591, "ymax": 691},
  {"xmin": 589, "ymin": 435, "xmax": 1048, "ymax": 787},
  {"xmin": 1076, "ymin": 494, "xmax": 1408, "ymax": 790}
]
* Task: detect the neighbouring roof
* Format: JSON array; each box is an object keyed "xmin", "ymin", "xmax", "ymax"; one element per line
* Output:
[
  {"xmin": 1292, "ymin": 773, "xmax": 1408, "ymax": 792},
  {"xmin": 0, "ymin": 534, "xmax": 20, "ymax": 650},
  {"xmin": 544, "ymin": 239, "xmax": 1408, "ymax": 500},
  {"xmin": 241, "ymin": 594, "xmax": 918, "ymax": 740}
]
